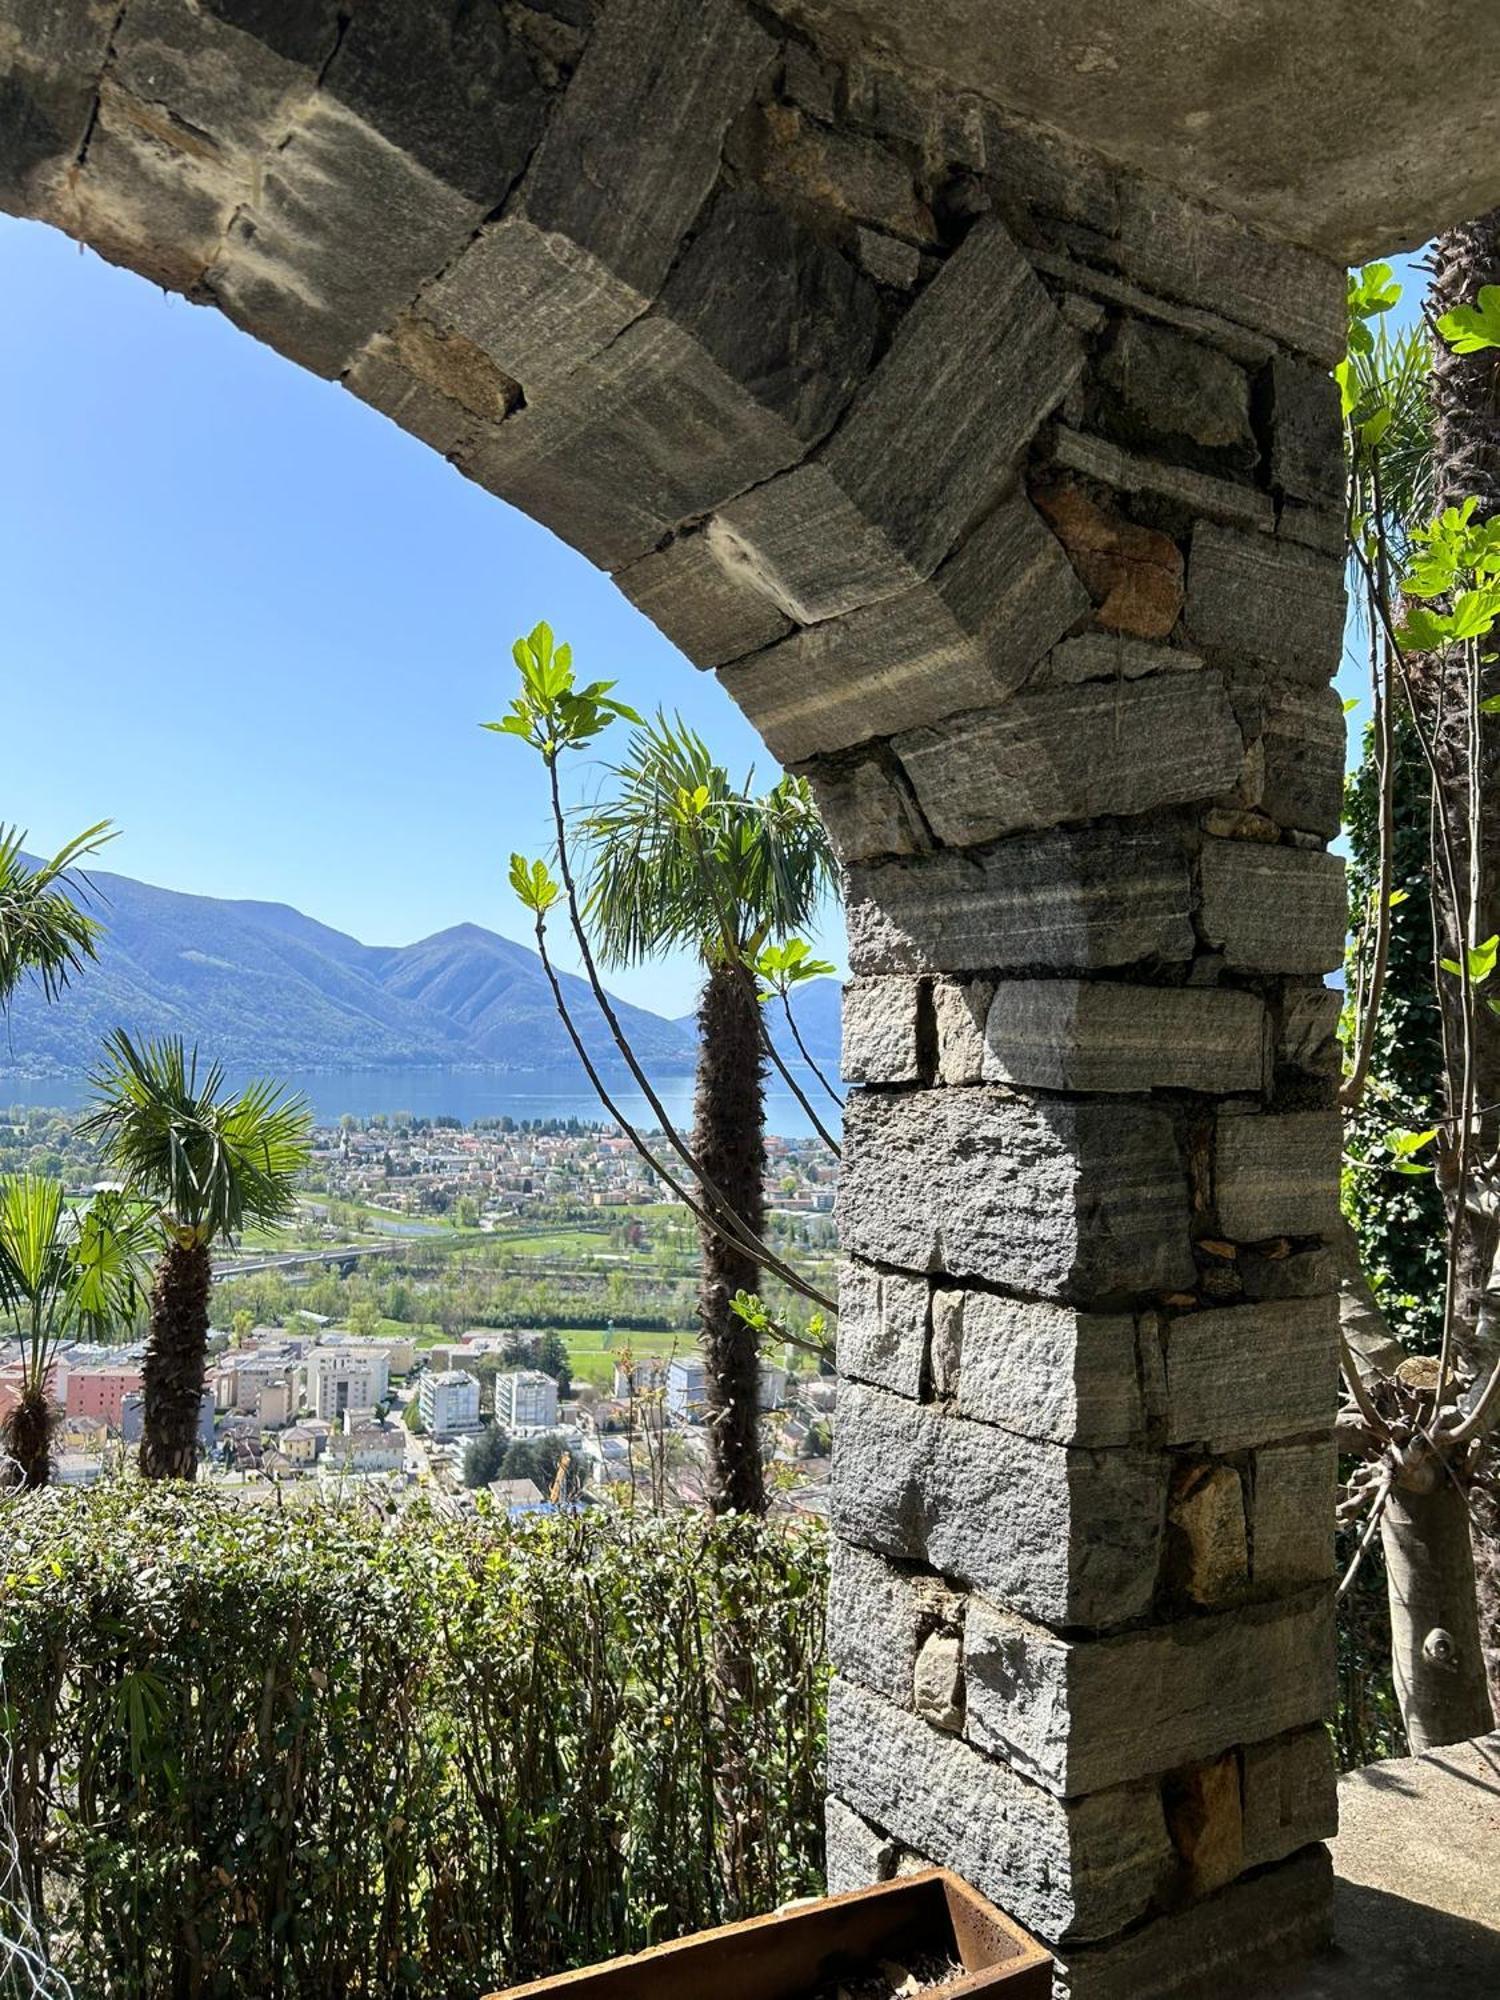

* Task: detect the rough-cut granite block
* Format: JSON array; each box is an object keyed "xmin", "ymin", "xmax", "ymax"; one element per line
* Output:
[
  {"xmin": 1214, "ymin": 1111, "xmax": 1343, "ymax": 1241},
  {"xmin": 846, "ymin": 823, "xmax": 1195, "ymax": 976},
  {"xmin": 825, "ymin": 1796, "xmax": 897, "ymax": 1895},
  {"xmin": 1241, "ymin": 1727, "xmax": 1338, "ymax": 1869},
  {"xmin": 1197, "ymin": 840, "xmax": 1347, "ymax": 975},
  {"xmin": 801, "ymin": 754, "xmax": 927, "ymax": 863},
  {"xmin": 826, "ymin": 1535, "xmax": 960, "ymax": 1706},
  {"xmin": 842, "ymin": 977, "xmax": 926, "ymax": 1086},
  {"xmin": 827, "ymin": 1677, "xmax": 1175, "ymax": 1946},
  {"xmin": 895, "ymin": 671, "xmax": 1246, "ymax": 845},
  {"xmin": 963, "ymin": 1587, "xmax": 1334, "ymax": 1796},
  {"xmin": 931, "ymin": 1289, "xmax": 1142, "ymax": 1446},
  {"xmin": 981, "ymin": 980, "xmax": 1266, "ymax": 1094},
  {"xmin": 1251, "ymin": 1438, "xmax": 1337, "ymax": 1590},
  {"xmin": 832, "ymin": 1381, "xmax": 1168, "ymax": 1629},
  {"xmin": 1258, "ymin": 681, "xmax": 1347, "ymax": 837},
  {"xmin": 1161, "ymin": 1297, "xmax": 1338, "ymax": 1448},
  {"xmin": 614, "ymin": 529, "xmax": 792, "ymax": 669},
  {"xmin": 933, "ymin": 979, "xmax": 994, "ymax": 1086},
  {"xmin": 1186, "ymin": 524, "xmax": 1346, "ymax": 683},
  {"xmin": 839, "ymin": 1259, "xmax": 929, "ymax": 1399},
  {"xmin": 840, "ymin": 1088, "xmax": 1195, "ymax": 1299}
]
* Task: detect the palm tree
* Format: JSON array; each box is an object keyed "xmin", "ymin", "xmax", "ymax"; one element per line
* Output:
[
  {"xmin": 0, "ymin": 821, "xmax": 113, "ymax": 1010},
  {"xmin": 576, "ymin": 718, "xmax": 835, "ymax": 1515},
  {"xmin": 0, "ymin": 1176, "xmax": 151, "ymax": 1488},
  {"xmin": 80, "ymin": 1032, "xmax": 311, "ymax": 1479}
]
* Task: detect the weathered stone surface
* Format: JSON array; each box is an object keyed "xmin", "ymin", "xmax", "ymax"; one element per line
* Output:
[
  {"xmin": 346, "ymin": 330, "xmax": 488, "ymax": 459},
  {"xmin": 844, "ymin": 52, "xmax": 986, "ymax": 171},
  {"xmin": 1161, "ymin": 1297, "xmax": 1337, "ymax": 1449},
  {"xmin": 931, "ymin": 1289, "xmax": 1142, "ymax": 1446},
  {"xmin": 828, "ymin": 1676, "xmax": 1175, "ymax": 1945},
  {"xmin": 840, "ymin": 1088, "xmax": 1194, "ymax": 1299},
  {"xmin": 1027, "ymin": 249, "xmax": 1278, "ymax": 368},
  {"xmin": 913, "ymin": 1631, "xmax": 965, "ymax": 1732},
  {"xmin": 1165, "ymin": 1752, "xmax": 1244, "ymax": 1896},
  {"xmin": 842, "ymin": 977, "xmax": 927, "ymax": 1086},
  {"xmin": 1240, "ymin": 1242, "xmax": 1335, "ymax": 1302},
  {"xmin": 719, "ymin": 489, "xmax": 1088, "ymax": 756},
  {"xmin": 0, "ymin": 0, "xmax": 117, "ymax": 217},
  {"xmin": 659, "ymin": 184, "xmax": 880, "ymax": 446},
  {"xmin": 1265, "ymin": 354, "xmax": 1345, "ymax": 509},
  {"xmin": 895, "ymin": 671, "xmax": 1245, "ymax": 846},
  {"xmin": 1251, "ymin": 1438, "xmax": 1337, "ymax": 1591},
  {"xmin": 1186, "ymin": 523, "xmax": 1346, "ymax": 682},
  {"xmin": 1033, "ymin": 480, "xmax": 1185, "ymax": 639},
  {"xmin": 832, "ymin": 1382, "xmax": 1168, "ymax": 1629},
  {"xmin": 1214, "ymin": 1111, "xmax": 1343, "ymax": 1241},
  {"xmin": 461, "ymin": 313, "xmax": 804, "ymax": 570},
  {"xmin": 933, "ymin": 978, "xmax": 993, "ymax": 1086},
  {"xmin": 825, "ymin": 1795, "xmax": 897, "ymax": 1895},
  {"xmin": 846, "ymin": 822, "xmax": 1195, "ymax": 976},
  {"xmin": 979, "ymin": 979, "xmax": 1266, "ymax": 1095},
  {"xmin": 1096, "ymin": 317, "xmax": 1255, "ymax": 461},
  {"xmin": 1059, "ymin": 1848, "xmax": 1332, "ymax": 1998},
  {"xmin": 1198, "ymin": 840, "xmax": 1347, "ymax": 975},
  {"xmin": 855, "ymin": 224, "xmax": 921, "ymax": 289},
  {"xmin": 708, "ymin": 462, "xmax": 923, "ymax": 625},
  {"xmin": 963, "ymin": 1588, "xmax": 1334, "ymax": 1797},
  {"xmin": 1240, "ymin": 1727, "xmax": 1338, "ymax": 1870},
  {"xmin": 1258, "ymin": 681, "xmax": 1347, "ymax": 836},
  {"xmin": 1050, "ymin": 425, "xmax": 1273, "ymax": 531},
  {"xmin": 735, "ymin": 99, "xmax": 935, "ymax": 244},
  {"xmin": 612, "ymin": 527, "xmax": 792, "ymax": 670},
  {"xmin": 839, "ymin": 1259, "xmax": 929, "ymax": 1399},
  {"xmin": 801, "ymin": 754, "xmax": 926, "ymax": 863},
  {"xmin": 827, "ymin": 1535, "xmax": 959, "ymax": 1704},
  {"xmin": 1165, "ymin": 1461, "xmax": 1250, "ymax": 1605},
  {"xmin": 1041, "ymin": 632, "xmax": 1203, "ymax": 684},
  {"xmin": 1276, "ymin": 986, "xmax": 1343, "ymax": 1080}
]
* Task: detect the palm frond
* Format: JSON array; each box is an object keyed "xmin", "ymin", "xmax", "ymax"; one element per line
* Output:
[
  {"xmin": 0, "ymin": 1173, "xmax": 149, "ymax": 1380},
  {"xmin": 0, "ymin": 820, "xmax": 115, "ymax": 1009}
]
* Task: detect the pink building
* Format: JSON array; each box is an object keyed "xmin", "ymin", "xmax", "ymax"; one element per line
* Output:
[{"xmin": 66, "ymin": 1367, "xmax": 142, "ymax": 1430}]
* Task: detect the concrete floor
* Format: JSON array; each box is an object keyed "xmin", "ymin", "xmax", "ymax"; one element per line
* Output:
[{"xmin": 1268, "ymin": 1734, "xmax": 1500, "ymax": 1996}]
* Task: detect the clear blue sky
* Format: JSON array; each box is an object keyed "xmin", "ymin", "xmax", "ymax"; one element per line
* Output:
[{"xmin": 0, "ymin": 215, "xmax": 845, "ymax": 1018}]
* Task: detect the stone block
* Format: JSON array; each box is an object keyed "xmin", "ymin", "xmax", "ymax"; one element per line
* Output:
[
  {"xmin": 1240, "ymin": 1726, "xmax": 1338, "ymax": 1869},
  {"xmin": 1164, "ymin": 1752, "xmax": 1244, "ymax": 1896},
  {"xmin": 801, "ymin": 754, "xmax": 926, "ymax": 864},
  {"xmin": 1198, "ymin": 839, "xmax": 1347, "ymax": 974},
  {"xmin": 839, "ymin": 1259, "xmax": 929, "ymax": 1399},
  {"xmin": 461, "ymin": 313, "xmax": 804, "ymax": 570},
  {"xmin": 1251, "ymin": 1438, "xmax": 1337, "ymax": 1590},
  {"xmin": 840, "ymin": 1088, "xmax": 1195, "ymax": 1299},
  {"xmin": 826, "ymin": 1535, "xmax": 958, "ymax": 1706},
  {"xmin": 1042, "ymin": 633, "xmax": 1203, "ymax": 684},
  {"xmin": 841, "ymin": 977, "xmax": 927, "ymax": 1086},
  {"xmin": 1186, "ymin": 523, "xmax": 1346, "ymax": 683},
  {"xmin": 1240, "ymin": 1242, "xmax": 1335, "ymax": 1302},
  {"xmin": 1161, "ymin": 1297, "xmax": 1338, "ymax": 1449},
  {"xmin": 112, "ymin": 0, "xmax": 322, "ymax": 159},
  {"xmin": 1026, "ymin": 249, "xmax": 1278, "ymax": 369},
  {"xmin": 1049, "ymin": 425, "xmax": 1273, "ymax": 532},
  {"xmin": 1057, "ymin": 1845, "xmax": 1333, "ymax": 2000},
  {"xmin": 1033, "ymin": 480, "xmax": 1184, "ymax": 639},
  {"xmin": 932, "ymin": 1289, "xmax": 1142, "ymax": 1446},
  {"xmin": 832, "ymin": 1382, "xmax": 1168, "ymax": 1630},
  {"xmin": 1276, "ymin": 985, "xmax": 1343, "ymax": 1079},
  {"xmin": 913, "ymin": 1632, "xmax": 965, "ymax": 1732},
  {"xmin": 933, "ymin": 979, "xmax": 993, "ymax": 1086},
  {"xmin": 856, "ymin": 225, "xmax": 921, "ymax": 289},
  {"xmin": 979, "ymin": 980, "xmax": 1266, "ymax": 1096},
  {"xmin": 845, "ymin": 822, "xmax": 1196, "ymax": 976},
  {"xmin": 1265, "ymin": 354, "xmax": 1345, "ymax": 509},
  {"xmin": 613, "ymin": 529, "xmax": 792, "ymax": 670},
  {"xmin": 709, "ymin": 461, "xmax": 926, "ymax": 624},
  {"xmin": 962, "ymin": 1588, "xmax": 1334, "ymax": 1797},
  {"xmin": 0, "ymin": 0, "xmax": 118, "ymax": 218},
  {"xmin": 1164, "ymin": 1461, "xmax": 1249, "ymax": 1605},
  {"xmin": 895, "ymin": 671, "xmax": 1246, "ymax": 846},
  {"xmin": 1096, "ymin": 317, "xmax": 1255, "ymax": 461},
  {"xmin": 1258, "ymin": 681, "xmax": 1347, "ymax": 835},
  {"xmin": 825, "ymin": 1795, "xmax": 897, "ymax": 1895},
  {"xmin": 659, "ymin": 183, "xmax": 880, "ymax": 446},
  {"xmin": 736, "ymin": 100, "xmax": 934, "ymax": 244},
  {"xmin": 718, "ymin": 486, "xmax": 1088, "ymax": 756},
  {"xmin": 1214, "ymin": 1111, "xmax": 1343, "ymax": 1241},
  {"xmin": 827, "ymin": 1676, "xmax": 1175, "ymax": 1945},
  {"xmin": 820, "ymin": 219, "xmax": 1084, "ymax": 579},
  {"xmin": 345, "ymin": 330, "xmax": 488, "ymax": 459}
]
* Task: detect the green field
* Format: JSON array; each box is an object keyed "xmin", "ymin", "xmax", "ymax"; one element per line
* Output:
[{"xmin": 557, "ymin": 1325, "xmax": 689, "ymax": 1392}]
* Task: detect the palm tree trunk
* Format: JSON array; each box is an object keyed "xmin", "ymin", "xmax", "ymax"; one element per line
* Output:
[
  {"xmin": 140, "ymin": 1239, "xmax": 212, "ymax": 1480},
  {"xmin": 1425, "ymin": 210, "xmax": 1500, "ymax": 1709},
  {"xmin": 3, "ymin": 1384, "xmax": 55, "ymax": 1489},
  {"xmin": 1381, "ymin": 1475, "xmax": 1494, "ymax": 1749},
  {"xmin": 692, "ymin": 960, "xmax": 768, "ymax": 1518}
]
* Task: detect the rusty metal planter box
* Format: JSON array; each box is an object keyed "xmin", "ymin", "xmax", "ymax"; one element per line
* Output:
[{"xmin": 485, "ymin": 1868, "xmax": 1053, "ymax": 1999}]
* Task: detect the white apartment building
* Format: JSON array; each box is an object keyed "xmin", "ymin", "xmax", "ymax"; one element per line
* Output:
[
  {"xmin": 493, "ymin": 1368, "xmax": 559, "ymax": 1432},
  {"xmin": 305, "ymin": 1345, "xmax": 389, "ymax": 1424},
  {"xmin": 419, "ymin": 1368, "xmax": 482, "ymax": 1438}
]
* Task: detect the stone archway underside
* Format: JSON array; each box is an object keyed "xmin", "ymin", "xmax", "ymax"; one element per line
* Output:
[{"xmin": 5, "ymin": 4, "xmax": 1357, "ymax": 1993}]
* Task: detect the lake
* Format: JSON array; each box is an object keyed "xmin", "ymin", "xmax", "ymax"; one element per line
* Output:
[{"xmin": 0, "ymin": 1062, "xmax": 841, "ymax": 1142}]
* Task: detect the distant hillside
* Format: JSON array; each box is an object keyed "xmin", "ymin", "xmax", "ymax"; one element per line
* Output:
[{"xmin": 1, "ymin": 860, "xmax": 843, "ymax": 1082}]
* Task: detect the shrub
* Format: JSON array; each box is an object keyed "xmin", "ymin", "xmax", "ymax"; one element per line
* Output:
[{"xmin": 0, "ymin": 1489, "xmax": 827, "ymax": 1998}]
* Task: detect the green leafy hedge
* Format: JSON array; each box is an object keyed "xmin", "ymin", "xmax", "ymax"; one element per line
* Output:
[{"xmin": 0, "ymin": 1491, "xmax": 827, "ymax": 1999}]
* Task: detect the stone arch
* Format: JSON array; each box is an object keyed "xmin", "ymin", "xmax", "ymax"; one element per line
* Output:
[{"xmin": 4, "ymin": 4, "xmax": 1351, "ymax": 1992}]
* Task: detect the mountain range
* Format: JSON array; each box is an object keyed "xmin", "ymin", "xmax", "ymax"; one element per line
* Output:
[{"xmin": 3, "ymin": 859, "xmax": 842, "ymax": 1082}]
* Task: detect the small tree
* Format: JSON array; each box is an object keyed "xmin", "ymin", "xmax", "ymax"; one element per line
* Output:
[{"xmin": 81, "ymin": 1033, "xmax": 311, "ymax": 1480}]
